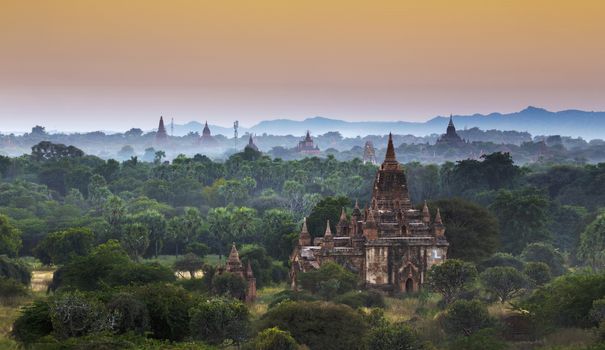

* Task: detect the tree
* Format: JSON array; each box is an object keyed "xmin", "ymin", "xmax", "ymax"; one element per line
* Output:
[
  {"xmin": 480, "ymin": 266, "xmax": 527, "ymax": 303},
  {"xmin": 120, "ymin": 223, "xmax": 150, "ymax": 261},
  {"xmin": 523, "ymin": 262, "xmax": 552, "ymax": 286},
  {"xmin": 365, "ymin": 322, "xmax": 425, "ymax": 350},
  {"xmin": 244, "ymin": 327, "xmax": 299, "ymax": 350},
  {"xmin": 307, "ymin": 196, "xmax": 350, "ymax": 237},
  {"xmin": 577, "ymin": 213, "xmax": 605, "ymax": 269},
  {"xmin": 212, "ymin": 272, "xmax": 247, "ymax": 299},
  {"xmin": 429, "ymin": 199, "xmax": 499, "ymax": 262},
  {"xmin": 189, "ymin": 297, "xmax": 250, "ymax": 346},
  {"xmin": 490, "ymin": 188, "xmax": 551, "ymax": 254},
  {"xmin": 11, "ymin": 300, "xmax": 53, "ymax": 343},
  {"xmin": 0, "ymin": 214, "xmax": 22, "ymax": 257},
  {"xmin": 49, "ymin": 291, "xmax": 112, "ymax": 339},
  {"xmin": 168, "ymin": 207, "xmax": 204, "ymax": 257},
  {"xmin": 259, "ymin": 301, "xmax": 368, "ymax": 350},
  {"xmin": 173, "ymin": 253, "xmax": 204, "ymax": 279},
  {"xmin": 133, "ymin": 210, "xmax": 167, "ymax": 258},
  {"xmin": 34, "ymin": 227, "xmax": 94, "ymax": 265},
  {"xmin": 106, "ymin": 293, "xmax": 150, "ymax": 335},
  {"xmin": 478, "ymin": 252, "xmax": 525, "ymax": 272},
  {"xmin": 448, "ymin": 329, "xmax": 508, "ymax": 350},
  {"xmin": 298, "ymin": 261, "xmax": 358, "ymax": 298},
  {"xmin": 521, "ymin": 242, "xmax": 565, "ymax": 276},
  {"xmin": 443, "ymin": 300, "xmax": 493, "ymax": 337},
  {"xmin": 0, "ymin": 255, "xmax": 31, "ymax": 285},
  {"xmin": 103, "ymin": 195, "xmax": 126, "ymax": 240},
  {"xmin": 261, "ymin": 209, "xmax": 297, "ymax": 261},
  {"xmin": 427, "ymin": 259, "xmax": 477, "ymax": 305},
  {"xmin": 31, "ymin": 141, "xmax": 84, "ymax": 161}
]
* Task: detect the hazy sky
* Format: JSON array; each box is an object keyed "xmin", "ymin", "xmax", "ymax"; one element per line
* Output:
[{"xmin": 1, "ymin": 0, "xmax": 604, "ymax": 132}]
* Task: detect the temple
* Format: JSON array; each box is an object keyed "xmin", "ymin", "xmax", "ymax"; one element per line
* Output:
[
  {"xmin": 297, "ymin": 131, "xmax": 320, "ymax": 155},
  {"xmin": 363, "ymin": 140, "xmax": 377, "ymax": 165},
  {"xmin": 436, "ymin": 115, "xmax": 465, "ymax": 145},
  {"xmin": 155, "ymin": 116, "xmax": 168, "ymax": 142},
  {"xmin": 199, "ymin": 121, "xmax": 218, "ymax": 146},
  {"xmin": 290, "ymin": 134, "xmax": 449, "ymax": 294},
  {"xmin": 219, "ymin": 243, "xmax": 257, "ymax": 302},
  {"xmin": 245, "ymin": 134, "xmax": 259, "ymax": 152}
]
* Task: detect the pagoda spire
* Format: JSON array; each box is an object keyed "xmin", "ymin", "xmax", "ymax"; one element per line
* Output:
[
  {"xmin": 384, "ymin": 133, "xmax": 397, "ymax": 162},
  {"xmin": 422, "ymin": 200, "xmax": 430, "ymax": 224},
  {"xmin": 156, "ymin": 116, "xmax": 168, "ymax": 141},
  {"xmin": 339, "ymin": 207, "xmax": 347, "ymax": 222},
  {"xmin": 246, "ymin": 261, "xmax": 254, "ymax": 278},
  {"xmin": 435, "ymin": 208, "xmax": 443, "ymax": 225},
  {"xmin": 298, "ymin": 217, "xmax": 312, "ymax": 246},
  {"xmin": 324, "ymin": 220, "xmax": 332, "ymax": 238},
  {"xmin": 228, "ymin": 242, "xmax": 241, "ymax": 263}
]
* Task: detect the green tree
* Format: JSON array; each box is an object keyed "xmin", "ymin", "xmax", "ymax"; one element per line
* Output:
[
  {"xmin": 521, "ymin": 242, "xmax": 566, "ymax": 276},
  {"xmin": 478, "ymin": 252, "xmax": 524, "ymax": 272},
  {"xmin": 11, "ymin": 300, "xmax": 53, "ymax": 343},
  {"xmin": 189, "ymin": 297, "xmax": 250, "ymax": 345},
  {"xmin": 212, "ymin": 272, "xmax": 247, "ymax": 299},
  {"xmin": 443, "ymin": 300, "xmax": 493, "ymax": 337},
  {"xmin": 429, "ymin": 199, "xmax": 499, "ymax": 262},
  {"xmin": 134, "ymin": 209, "xmax": 167, "ymax": 258},
  {"xmin": 578, "ymin": 213, "xmax": 605, "ymax": 269},
  {"xmin": 307, "ymin": 196, "xmax": 350, "ymax": 237},
  {"xmin": 121, "ymin": 223, "xmax": 150, "ymax": 261},
  {"xmin": 490, "ymin": 188, "xmax": 551, "ymax": 254},
  {"xmin": 34, "ymin": 227, "xmax": 94, "ymax": 265},
  {"xmin": 480, "ymin": 266, "xmax": 527, "ymax": 303},
  {"xmin": 523, "ymin": 262, "xmax": 552, "ymax": 286},
  {"xmin": 261, "ymin": 209, "xmax": 297, "ymax": 261},
  {"xmin": 298, "ymin": 261, "xmax": 358, "ymax": 298},
  {"xmin": 244, "ymin": 327, "xmax": 298, "ymax": 350},
  {"xmin": 0, "ymin": 214, "xmax": 22, "ymax": 257},
  {"xmin": 365, "ymin": 322, "xmax": 425, "ymax": 350},
  {"xmin": 103, "ymin": 195, "xmax": 126, "ymax": 240},
  {"xmin": 259, "ymin": 301, "xmax": 368, "ymax": 350},
  {"xmin": 427, "ymin": 259, "xmax": 477, "ymax": 305}
]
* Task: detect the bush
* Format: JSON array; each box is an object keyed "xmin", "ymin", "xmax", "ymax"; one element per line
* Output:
[
  {"xmin": 522, "ymin": 272, "xmax": 605, "ymax": 328},
  {"xmin": 244, "ymin": 327, "xmax": 298, "ymax": 350},
  {"xmin": 189, "ymin": 297, "xmax": 250, "ymax": 345},
  {"xmin": 521, "ymin": 243, "xmax": 566, "ymax": 276},
  {"xmin": 0, "ymin": 255, "xmax": 31, "ymax": 285},
  {"xmin": 133, "ymin": 283, "xmax": 193, "ymax": 341},
  {"xmin": 49, "ymin": 291, "xmax": 112, "ymax": 339},
  {"xmin": 107, "ymin": 293, "xmax": 150, "ymax": 335},
  {"xmin": 106, "ymin": 262, "xmax": 175, "ymax": 286},
  {"xmin": 33, "ymin": 227, "xmax": 94, "ymax": 265},
  {"xmin": 427, "ymin": 259, "xmax": 477, "ymax": 305},
  {"xmin": 212, "ymin": 272, "xmax": 247, "ymax": 299},
  {"xmin": 297, "ymin": 261, "xmax": 358, "ymax": 298},
  {"xmin": 11, "ymin": 300, "xmax": 53, "ymax": 343},
  {"xmin": 259, "ymin": 301, "xmax": 368, "ymax": 350},
  {"xmin": 443, "ymin": 300, "xmax": 494, "ymax": 337},
  {"xmin": 0, "ymin": 277, "xmax": 28, "ymax": 302},
  {"xmin": 448, "ymin": 329, "xmax": 508, "ymax": 350},
  {"xmin": 268, "ymin": 290, "xmax": 319, "ymax": 308},
  {"xmin": 524, "ymin": 262, "xmax": 552, "ymax": 286},
  {"xmin": 333, "ymin": 290, "xmax": 385, "ymax": 309},
  {"xmin": 365, "ymin": 322, "xmax": 426, "ymax": 350}
]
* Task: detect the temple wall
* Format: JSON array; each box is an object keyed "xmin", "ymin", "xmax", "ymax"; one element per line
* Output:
[{"xmin": 365, "ymin": 246, "xmax": 389, "ymax": 285}]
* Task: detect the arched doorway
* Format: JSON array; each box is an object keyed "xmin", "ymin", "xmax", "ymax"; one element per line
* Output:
[{"xmin": 405, "ymin": 278, "xmax": 414, "ymax": 293}]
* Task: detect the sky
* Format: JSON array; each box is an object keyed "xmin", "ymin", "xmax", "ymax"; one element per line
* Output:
[{"xmin": 1, "ymin": 0, "xmax": 604, "ymax": 132}]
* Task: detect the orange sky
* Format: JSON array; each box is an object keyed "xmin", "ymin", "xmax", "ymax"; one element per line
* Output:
[{"xmin": 1, "ymin": 0, "xmax": 604, "ymax": 131}]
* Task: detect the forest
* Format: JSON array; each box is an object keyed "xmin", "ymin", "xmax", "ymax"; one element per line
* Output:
[{"xmin": 1, "ymin": 141, "xmax": 605, "ymax": 349}]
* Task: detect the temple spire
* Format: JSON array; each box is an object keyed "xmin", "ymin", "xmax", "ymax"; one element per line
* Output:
[
  {"xmin": 384, "ymin": 133, "xmax": 397, "ymax": 163},
  {"xmin": 299, "ymin": 217, "xmax": 311, "ymax": 246},
  {"xmin": 435, "ymin": 208, "xmax": 443, "ymax": 225},
  {"xmin": 422, "ymin": 200, "xmax": 430, "ymax": 224},
  {"xmin": 324, "ymin": 220, "xmax": 332, "ymax": 238},
  {"xmin": 228, "ymin": 242, "xmax": 240, "ymax": 263},
  {"xmin": 339, "ymin": 207, "xmax": 347, "ymax": 222},
  {"xmin": 448, "ymin": 114, "xmax": 454, "ymax": 127}
]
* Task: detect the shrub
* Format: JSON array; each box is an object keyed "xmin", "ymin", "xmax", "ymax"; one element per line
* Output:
[
  {"xmin": 259, "ymin": 301, "xmax": 368, "ymax": 350},
  {"xmin": 244, "ymin": 327, "xmax": 298, "ymax": 350},
  {"xmin": 33, "ymin": 227, "xmax": 94, "ymax": 265},
  {"xmin": 365, "ymin": 322, "xmax": 425, "ymax": 350},
  {"xmin": 479, "ymin": 252, "xmax": 524, "ymax": 272},
  {"xmin": 11, "ymin": 300, "xmax": 53, "ymax": 343},
  {"xmin": 189, "ymin": 297, "xmax": 250, "ymax": 345},
  {"xmin": 0, "ymin": 255, "xmax": 31, "ymax": 285},
  {"xmin": 333, "ymin": 290, "xmax": 385, "ymax": 309},
  {"xmin": 49, "ymin": 291, "xmax": 112, "ymax": 339},
  {"xmin": 522, "ymin": 272, "xmax": 605, "ymax": 328},
  {"xmin": 0, "ymin": 277, "xmax": 28, "ymax": 302},
  {"xmin": 297, "ymin": 261, "xmax": 358, "ymax": 297},
  {"xmin": 133, "ymin": 283, "xmax": 193, "ymax": 341},
  {"xmin": 448, "ymin": 329, "xmax": 508, "ymax": 350},
  {"xmin": 443, "ymin": 300, "xmax": 494, "ymax": 337},
  {"xmin": 521, "ymin": 243, "xmax": 566, "ymax": 276},
  {"xmin": 107, "ymin": 293, "xmax": 150, "ymax": 335},
  {"xmin": 268, "ymin": 290, "xmax": 319, "ymax": 308},
  {"xmin": 212, "ymin": 272, "xmax": 247, "ymax": 299}
]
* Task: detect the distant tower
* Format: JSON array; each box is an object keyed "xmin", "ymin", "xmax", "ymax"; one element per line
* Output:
[
  {"xmin": 234, "ymin": 120, "xmax": 239, "ymax": 151},
  {"xmin": 245, "ymin": 134, "xmax": 259, "ymax": 152},
  {"xmin": 156, "ymin": 116, "xmax": 168, "ymax": 142},
  {"xmin": 170, "ymin": 117, "xmax": 174, "ymax": 136},
  {"xmin": 436, "ymin": 115, "xmax": 465, "ymax": 145},
  {"xmin": 363, "ymin": 141, "xmax": 377, "ymax": 165}
]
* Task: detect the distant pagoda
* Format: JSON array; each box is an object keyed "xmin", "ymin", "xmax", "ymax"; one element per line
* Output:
[
  {"xmin": 297, "ymin": 130, "xmax": 320, "ymax": 155},
  {"xmin": 436, "ymin": 115, "xmax": 465, "ymax": 146},
  {"xmin": 199, "ymin": 121, "xmax": 218, "ymax": 146},
  {"xmin": 363, "ymin": 140, "xmax": 377, "ymax": 165},
  {"xmin": 155, "ymin": 116, "xmax": 168, "ymax": 142},
  {"xmin": 245, "ymin": 134, "xmax": 259, "ymax": 152}
]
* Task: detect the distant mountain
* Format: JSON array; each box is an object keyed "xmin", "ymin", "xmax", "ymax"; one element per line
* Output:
[{"xmin": 173, "ymin": 107, "xmax": 605, "ymax": 139}]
